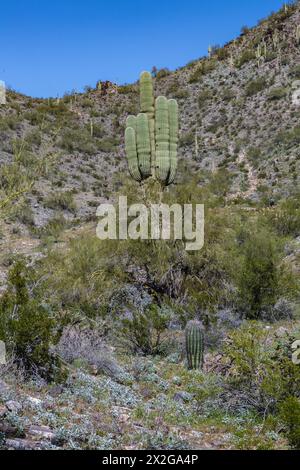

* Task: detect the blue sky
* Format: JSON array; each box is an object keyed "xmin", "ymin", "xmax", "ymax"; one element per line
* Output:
[{"xmin": 0, "ymin": 0, "xmax": 285, "ymax": 97}]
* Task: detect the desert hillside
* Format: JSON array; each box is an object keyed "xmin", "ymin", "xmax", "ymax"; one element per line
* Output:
[{"xmin": 0, "ymin": 2, "xmax": 299, "ymax": 451}]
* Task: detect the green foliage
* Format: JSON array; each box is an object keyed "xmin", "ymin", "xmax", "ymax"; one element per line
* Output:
[
  {"xmin": 44, "ymin": 191, "xmax": 76, "ymax": 213},
  {"xmin": 120, "ymin": 305, "xmax": 172, "ymax": 355},
  {"xmin": 185, "ymin": 320, "xmax": 204, "ymax": 370},
  {"xmin": 279, "ymin": 397, "xmax": 300, "ymax": 449},
  {"xmin": 0, "ymin": 260, "xmax": 62, "ymax": 381},
  {"xmin": 236, "ymin": 229, "xmax": 283, "ymax": 319},
  {"xmin": 266, "ymin": 198, "xmax": 300, "ymax": 237},
  {"xmin": 156, "ymin": 68, "xmax": 171, "ymax": 79},
  {"xmin": 189, "ymin": 60, "xmax": 217, "ymax": 83},
  {"xmin": 198, "ymin": 89, "xmax": 213, "ymax": 109},
  {"xmin": 60, "ymin": 127, "xmax": 96, "ymax": 154},
  {"xmin": 224, "ymin": 323, "xmax": 300, "ymax": 414},
  {"xmin": 245, "ymin": 77, "xmax": 268, "ymax": 97},
  {"xmin": 268, "ymin": 87, "xmax": 288, "ymax": 101},
  {"xmin": 235, "ymin": 50, "xmax": 256, "ymax": 68}
]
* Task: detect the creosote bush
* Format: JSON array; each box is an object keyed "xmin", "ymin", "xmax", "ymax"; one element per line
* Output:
[{"xmin": 0, "ymin": 260, "xmax": 63, "ymax": 381}]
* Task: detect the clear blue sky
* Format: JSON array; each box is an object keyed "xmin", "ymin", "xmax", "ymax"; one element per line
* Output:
[{"xmin": 0, "ymin": 0, "xmax": 285, "ymax": 97}]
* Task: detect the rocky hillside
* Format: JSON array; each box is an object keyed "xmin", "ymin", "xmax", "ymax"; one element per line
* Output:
[
  {"xmin": 1, "ymin": 3, "xmax": 300, "ymax": 231},
  {"xmin": 0, "ymin": 3, "xmax": 300, "ymax": 452}
]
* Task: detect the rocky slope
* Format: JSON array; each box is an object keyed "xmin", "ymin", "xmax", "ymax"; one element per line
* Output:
[{"xmin": 1, "ymin": 3, "xmax": 300, "ymax": 230}]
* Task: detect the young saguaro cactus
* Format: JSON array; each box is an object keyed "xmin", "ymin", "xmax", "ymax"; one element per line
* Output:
[
  {"xmin": 185, "ymin": 320, "xmax": 204, "ymax": 370},
  {"xmin": 125, "ymin": 71, "xmax": 179, "ymax": 186}
]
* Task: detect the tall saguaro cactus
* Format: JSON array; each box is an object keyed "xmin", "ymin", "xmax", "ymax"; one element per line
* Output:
[
  {"xmin": 185, "ymin": 320, "xmax": 204, "ymax": 370},
  {"xmin": 125, "ymin": 71, "xmax": 179, "ymax": 186}
]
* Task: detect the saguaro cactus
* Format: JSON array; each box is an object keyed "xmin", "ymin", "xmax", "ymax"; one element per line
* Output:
[
  {"xmin": 185, "ymin": 320, "xmax": 204, "ymax": 370},
  {"xmin": 125, "ymin": 71, "xmax": 179, "ymax": 186},
  {"xmin": 296, "ymin": 25, "xmax": 300, "ymax": 45}
]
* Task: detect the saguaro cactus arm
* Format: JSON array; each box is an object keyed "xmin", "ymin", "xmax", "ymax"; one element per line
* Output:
[
  {"xmin": 155, "ymin": 96, "xmax": 170, "ymax": 182},
  {"xmin": 167, "ymin": 99, "xmax": 179, "ymax": 185},
  {"xmin": 125, "ymin": 71, "xmax": 179, "ymax": 186}
]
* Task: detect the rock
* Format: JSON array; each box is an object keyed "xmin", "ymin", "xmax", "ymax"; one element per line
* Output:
[
  {"xmin": 0, "ymin": 405, "xmax": 7, "ymax": 418},
  {"xmin": 28, "ymin": 425, "xmax": 55, "ymax": 440},
  {"xmin": 27, "ymin": 396, "xmax": 43, "ymax": 406},
  {"xmin": 6, "ymin": 400, "xmax": 22, "ymax": 413},
  {"xmin": 90, "ymin": 364, "xmax": 98, "ymax": 375},
  {"xmin": 48, "ymin": 384, "xmax": 64, "ymax": 397},
  {"xmin": 0, "ymin": 421, "xmax": 24, "ymax": 438},
  {"xmin": 5, "ymin": 438, "xmax": 43, "ymax": 450},
  {"xmin": 173, "ymin": 391, "xmax": 194, "ymax": 403},
  {"xmin": 0, "ymin": 379, "xmax": 10, "ymax": 395}
]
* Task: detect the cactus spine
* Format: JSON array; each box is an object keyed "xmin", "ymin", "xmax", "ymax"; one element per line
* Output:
[
  {"xmin": 125, "ymin": 71, "xmax": 179, "ymax": 186},
  {"xmin": 185, "ymin": 320, "xmax": 204, "ymax": 370}
]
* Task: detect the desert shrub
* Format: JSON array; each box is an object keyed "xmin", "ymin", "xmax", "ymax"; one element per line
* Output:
[
  {"xmin": 25, "ymin": 129, "xmax": 42, "ymax": 147},
  {"xmin": 118, "ymin": 84, "xmax": 137, "ymax": 94},
  {"xmin": 198, "ymin": 89, "xmax": 213, "ymax": 108},
  {"xmin": 189, "ymin": 60, "xmax": 217, "ymax": 83},
  {"xmin": 119, "ymin": 305, "xmax": 173, "ymax": 355},
  {"xmin": 222, "ymin": 88, "xmax": 235, "ymax": 101},
  {"xmin": 289, "ymin": 65, "xmax": 300, "ymax": 78},
  {"xmin": 247, "ymin": 147, "xmax": 262, "ymax": 168},
  {"xmin": 245, "ymin": 77, "xmax": 268, "ymax": 97},
  {"xmin": 268, "ymin": 298, "xmax": 295, "ymax": 322},
  {"xmin": 224, "ymin": 323, "xmax": 300, "ymax": 414},
  {"xmin": 279, "ymin": 397, "xmax": 300, "ymax": 449},
  {"xmin": 179, "ymin": 132, "xmax": 194, "ymax": 146},
  {"xmin": 172, "ymin": 89, "xmax": 189, "ymax": 100},
  {"xmin": 266, "ymin": 198, "xmax": 300, "ymax": 237},
  {"xmin": 13, "ymin": 203, "xmax": 35, "ymax": 227},
  {"xmin": 44, "ymin": 191, "xmax": 76, "ymax": 212},
  {"xmin": 0, "ymin": 114, "xmax": 20, "ymax": 131},
  {"xmin": 236, "ymin": 230, "xmax": 283, "ymax": 319},
  {"xmin": 38, "ymin": 214, "xmax": 67, "ymax": 239},
  {"xmin": 275, "ymin": 126, "xmax": 300, "ymax": 145},
  {"xmin": 235, "ymin": 50, "xmax": 256, "ymax": 68},
  {"xmin": 97, "ymin": 136, "xmax": 120, "ymax": 152},
  {"xmin": 0, "ymin": 260, "xmax": 62, "ymax": 381},
  {"xmin": 60, "ymin": 128, "xmax": 96, "ymax": 154},
  {"xmin": 215, "ymin": 47, "xmax": 229, "ymax": 61},
  {"xmin": 268, "ymin": 87, "xmax": 288, "ymax": 101},
  {"xmin": 156, "ymin": 68, "xmax": 170, "ymax": 79}
]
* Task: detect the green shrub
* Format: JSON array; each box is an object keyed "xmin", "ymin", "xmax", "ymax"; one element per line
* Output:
[
  {"xmin": 245, "ymin": 77, "xmax": 268, "ymax": 97},
  {"xmin": 97, "ymin": 137, "xmax": 119, "ymax": 152},
  {"xmin": 0, "ymin": 260, "xmax": 63, "ymax": 381},
  {"xmin": 289, "ymin": 65, "xmax": 300, "ymax": 78},
  {"xmin": 198, "ymin": 89, "xmax": 213, "ymax": 108},
  {"xmin": 266, "ymin": 198, "xmax": 300, "ymax": 237},
  {"xmin": 235, "ymin": 50, "xmax": 256, "ymax": 68},
  {"xmin": 60, "ymin": 128, "xmax": 96, "ymax": 154},
  {"xmin": 119, "ymin": 305, "xmax": 172, "ymax": 355},
  {"xmin": 156, "ymin": 68, "xmax": 170, "ymax": 79},
  {"xmin": 268, "ymin": 87, "xmax": 288, "ymax": 101},
  {"xmin": 189, "ymin": 60, "xmax": 217, "ymax": 83},
  {"xmin": 179, "ymin": 132, "xmax": 194, "ymax": 146},
  {"xmin": 275, "ymin": 126, "xmax": 300, "ymax": 145},
  {"xmin": 236, "ymin": 230, "xmax": 281, "ymax": 319},
  {"xmin": 225, "ymin": 324, "xmax": 300, "ymax": 414},
  {"xmin": 280, "ymin": 397, "xmax": 300, "ymax": 449},
  {"xmin": 44, "ymin": 191, "xmax": 76, "ymax": 212}
]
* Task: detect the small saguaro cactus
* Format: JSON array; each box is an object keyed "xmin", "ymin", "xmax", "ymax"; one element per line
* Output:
[
  {"xmin": 185, "ymin": 320, "xmax": 204, "ymax": 370},
  {"xmin": 125, "ymin": 71, "xmax": 179, "ymax": 186}
]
